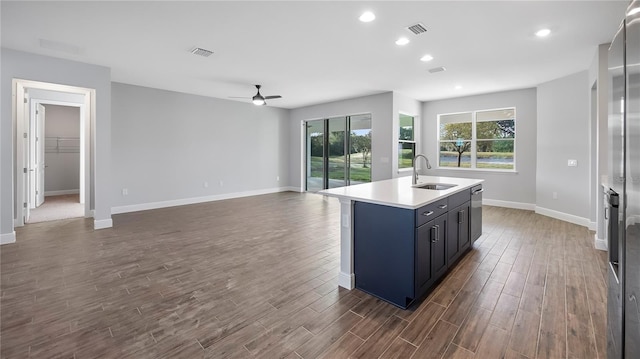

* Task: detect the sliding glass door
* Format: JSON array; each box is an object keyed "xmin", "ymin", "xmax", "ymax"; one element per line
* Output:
[
  {"xmin": 305, "ymin": 114, "xmax": 371, "ymax": 191},
  {"xmin": 306, "ymin": 120, "xmax": 325, "ymax": 192}
]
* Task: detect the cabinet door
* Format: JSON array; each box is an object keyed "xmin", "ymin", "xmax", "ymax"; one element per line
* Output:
[
  {"xmin": 431, "ymin": 214, "xmax": 448, "ymax": 280},
  {"xmin": 447, "ymin": 208, "xmax": 460, "ymax": 263},
  {"xmin": 416, "ymin": 221, "xmax": 433, "ymax": 296},
  {"xmin": 458, "ymin": 202, "xmax": 471, "ymax": 253}
]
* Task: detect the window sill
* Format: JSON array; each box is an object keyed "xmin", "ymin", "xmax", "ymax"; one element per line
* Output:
[{"xmin": 435, "ymin": 167, "xmax": 518, "ymax": 174}]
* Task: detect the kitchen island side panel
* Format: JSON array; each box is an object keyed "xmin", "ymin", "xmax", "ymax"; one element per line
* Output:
[{"xmin": 354, "ymin": 201, "xmax": 415, "ymax": 308}]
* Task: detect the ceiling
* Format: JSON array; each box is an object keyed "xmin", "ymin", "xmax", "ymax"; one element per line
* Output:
[{"xmin": 1, "ymin": 1, "xmax": 628, "ymax": 109}]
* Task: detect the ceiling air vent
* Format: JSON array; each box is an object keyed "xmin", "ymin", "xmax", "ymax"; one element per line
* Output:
[
  {"xmin": 428, "ymin": 66, "xmax": 447, "ymax": 73},
  {"xmin": 406, "ymin": 23, "xmax": 428, "ymax": 35},
  {"xmin": 190, "ymin": 47, "xmax": 214, "ymax": 57}
]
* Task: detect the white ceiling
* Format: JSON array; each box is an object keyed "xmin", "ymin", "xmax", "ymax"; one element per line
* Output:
[{"xmin": 1, "ymin": 1, "xmax": 628, "ymax": 109}]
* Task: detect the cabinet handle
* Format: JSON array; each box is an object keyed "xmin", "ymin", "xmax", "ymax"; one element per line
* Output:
[
  {"xmin": 438, "ymin": 204, "xmax": 448, "ymax": 209},
  {"xmin": 473, "ymin": 188, "xmax": 484, "ymax": 195},
  {"xmin": 423, "ymin": 210, "xmax": 434, "ymax": 217},
  {"xmin": 458, "ymin": 210, "xmax": 464, "ymax": 224},
  {"xmin": 431, "ymin": 226, "xmax": 437, "ymax": 242},
  {"xmin": 435, "ymin": 224, "xmax": 440, "ymax": 242},
  {"xmin": 605, "ymin": 207, "xmax": 609, "ymax": 220}
]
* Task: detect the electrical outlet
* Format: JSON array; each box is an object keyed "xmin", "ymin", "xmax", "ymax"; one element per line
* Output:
[
  {"xmin": 203, "ymin": 181, "xmax": 209, "ymax": 188},
  {"xmin": 219, "ymin": 180, "xmax": 224, "ymax": 187},
  {"xmin": 568, "ymin": 159, "xmax": 578, "ymax": 167},
  {"xmin": 276, "ymin": 176, "xmax": 280, "ymax": 182},
  {"xmin": 553, "ymin": 191, "xmax": 558, "ymax": 200},
  {"xmin": 122, "ymin": 188, "xmax": 128, "ymax": 196}
]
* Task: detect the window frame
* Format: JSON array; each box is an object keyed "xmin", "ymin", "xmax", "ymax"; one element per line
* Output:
[
  {"xmin": 436, "ymin": 107, "xmax": 516, "ymax": 172},
  {"xmin": 398, "ymin": 113, "xmax": 417, "ymax": 171}
]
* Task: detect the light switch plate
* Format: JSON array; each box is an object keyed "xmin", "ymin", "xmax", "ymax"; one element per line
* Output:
[{"xmin": 568, "ymin": 159, "xmax": 578, "ymax": 167}]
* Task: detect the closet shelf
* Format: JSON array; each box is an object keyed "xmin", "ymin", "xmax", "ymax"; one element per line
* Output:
[{"xmin": 45, "ymin": 137, "xmax": 80, "ymax": 153}]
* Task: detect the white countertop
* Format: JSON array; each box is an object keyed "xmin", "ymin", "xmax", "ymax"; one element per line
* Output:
[{"xmin": 319, "ymin": 175, "xmax": 484, "ymax": 210}]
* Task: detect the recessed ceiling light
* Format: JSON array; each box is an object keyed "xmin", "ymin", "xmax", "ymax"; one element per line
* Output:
[
  {"xmin": 395, "ymin": 37, "xmax": 410, "ymax": 46},
  {"xmin": 535, "ymin": 28, "xmax": 551, "ymax": 37},
  {"xmin": 420, "ymin": 54, "xmax": 434, "ymax": 62},
  {"xmin": 455, "ymin": 85, "xmax": 463, "ymax": 90},
  {"xmin": 359, "ymin": 11, "xmax": 375, "ymax": 22}
]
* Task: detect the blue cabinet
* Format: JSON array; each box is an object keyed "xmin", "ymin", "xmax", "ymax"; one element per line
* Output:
[{"xmin": 353, "ymin": 189, "xmax": 474, "ymax": 309}]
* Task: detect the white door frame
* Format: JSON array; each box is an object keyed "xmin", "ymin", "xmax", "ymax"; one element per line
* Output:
[{"xmin": 13, "ymin": 79, "xmax": 94, "ymax": 227}]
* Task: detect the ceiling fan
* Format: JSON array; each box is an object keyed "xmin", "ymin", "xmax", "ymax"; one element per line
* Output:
[{"xmin": 230, "ymin": 85, "xmax": 282, "ymax": 106}]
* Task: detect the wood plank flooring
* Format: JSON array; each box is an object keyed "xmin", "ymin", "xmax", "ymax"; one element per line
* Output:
[{"xmin": 0, "ymin": 192, "xmax": 608, "ymax": 358}]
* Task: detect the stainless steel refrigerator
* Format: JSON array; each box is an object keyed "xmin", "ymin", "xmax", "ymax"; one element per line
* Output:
[{"xmin": 608, "ymin": 2, "xmax": 640, "ymax": 357}]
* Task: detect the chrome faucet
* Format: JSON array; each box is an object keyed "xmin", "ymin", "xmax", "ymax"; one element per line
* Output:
[{"xmin": 412, "ymin": 154, "xmax": 432, "ymax": 185}]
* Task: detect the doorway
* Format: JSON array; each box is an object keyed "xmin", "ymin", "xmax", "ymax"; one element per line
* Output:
[
  {"xmin": 27, "ymin": 104, "xmax": 84, "ymax": 223},
  {"xmin": 13, "ymin": 79, "xmax": 93, "ymax": 227},
  {"xmin": 305, "ymin": 114, "xmax": 372, "ymax": 191}
]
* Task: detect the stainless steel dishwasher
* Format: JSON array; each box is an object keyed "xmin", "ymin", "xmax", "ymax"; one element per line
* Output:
[{"xmin": 470, "ymin": 184, "xmax": 483, "ymax": 242}]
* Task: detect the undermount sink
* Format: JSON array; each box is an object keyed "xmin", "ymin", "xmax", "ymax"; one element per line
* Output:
[{"xmin": 413, "ymin": 183, "xmax": 457, "ymax": 190}]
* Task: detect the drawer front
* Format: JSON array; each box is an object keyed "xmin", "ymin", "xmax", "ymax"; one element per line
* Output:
[
  {"xmin": 449, "ymin": 189, "xmax": 471, "ymax": 208},
  {"xmin": 416, "ymin": 198, "xmax": 449, "ymax": 227}
]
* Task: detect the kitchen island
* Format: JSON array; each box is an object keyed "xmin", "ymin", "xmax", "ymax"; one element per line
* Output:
[{"xmin": 320, "ymin": 175, "xmax": 484, "ymax": 309}]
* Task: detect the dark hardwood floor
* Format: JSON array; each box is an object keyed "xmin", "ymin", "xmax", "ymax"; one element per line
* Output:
[{"xmin": 0, "ymin": 192, "xmax": 607, "ymax": 358}]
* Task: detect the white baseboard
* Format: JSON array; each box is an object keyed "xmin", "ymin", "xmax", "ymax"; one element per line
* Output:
[
  {"xmin": 628, "ymin": 215, "xmax": 640, "ymax": 226},
  {"xmin": 535, "ymin": 206, "xmax": 590, "ymax": 228},
  {"xmin": 45, "ymin": 189, "xmax": 79, "ymax": 196},
  {"xmin": 94, "ymin": 218, "xmax": 113, "ymax": 230},
  {"xmin": 588, "ymin": 221, "xmax": 597, "ymax": 231},
  {"xmin": 482, "ymin": 198, "xmax": 536, "ymax": 211},
  {"xmin": 111, "ymin": 187, "xmax": 294, "ymax": 215},
  {"xmin": 284, "ymin": 186, "xmax": 303, "ymax": 193},
  {"xmin": 594, "ymin": 233, "xmax": 607, "ymax": 251},
  {"xmin": 0, "ymin": 231, "xmax": 16, "ymax": 245},
  {"xmin": 338, "ymin": 271, "xmax": 355, "ymax": 290}
]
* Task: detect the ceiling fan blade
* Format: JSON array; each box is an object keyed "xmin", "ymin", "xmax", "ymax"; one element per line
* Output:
[
  {"xmin": 264, "ymin": 95, "xmax": 282, "ymax": 99},
  {"xmin": 228, "ymin": 96, "xmax": 251, "ymax": 99}
]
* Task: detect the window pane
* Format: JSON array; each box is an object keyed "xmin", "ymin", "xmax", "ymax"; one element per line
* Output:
[
  {"xmin": 398, "ymin": 142, "xmax": 415, "ymax": 168},
  {"xmin": 349, "ymin": 115, "xmax": 372, "ymax": 184},
  {"xmin": 306, "ymin": 120, "xmax": 324, "ymax": 191},
  {"xmin": 439, "ymin": 121, "xmax": 472, "ymax": 140},
  {"xmin": 476, "ymin": 140, "xmax": 514, "ymax": 169},
  {"xmin": 439, "ymin": 141, "xmax": 471, "ymax": 168},
  {"xmin": 476, "ymin": 119, "xmax": 515, "ymax": 139},
  {"xmin": 439, "ymin": 112, "xmax": 472, "ymax": 125},
  {"xmin": 328, "ymin": 117, "xmax": 347, "ymax": 189},
  {"xmin": 399, "ymin": 114, "xmax": 414, "ymax": 140}
]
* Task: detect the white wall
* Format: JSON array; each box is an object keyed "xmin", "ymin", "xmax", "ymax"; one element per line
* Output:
[
  {"xmin": 536, "ymin": 71, "xmax": 590, "ymax": 221},
  {"xmin": 422, "ymin": 88, "xmax": 538, "ymax": 207},
  {"xmin": 288, "ymin": 92, "xmax": 393, "ymax": 189},
  {"xmin": 0, "ymin": 48, "xmax": 111, "ymax": 237},
  {"xmin": 43, "ymin": 104, "xmax": 80, "ymax": 193},
  {"xmin": 393, "ymin": 92, "xmax": 422, "ymax": 177},
  {"xmin": 110, "ymin": 83, "xmax": 290, "ymax": 211}
]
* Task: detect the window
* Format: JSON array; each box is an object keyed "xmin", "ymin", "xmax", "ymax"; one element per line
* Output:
[
  {"xmin": 305, "ymin": 114, "xmax": 372, "ymax": 191},
  {"xmin": 398, "ymin": 114, "xmax": 416, "ymax": 169},
  {"xmin": 438, "ymin": 108, "xmax": 515, "ymax": 171}
]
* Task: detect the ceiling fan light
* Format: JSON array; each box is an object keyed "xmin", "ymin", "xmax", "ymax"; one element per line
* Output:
[{"xmin": 252, "ymin": 98, "xmax": 266, "ymax": 106}]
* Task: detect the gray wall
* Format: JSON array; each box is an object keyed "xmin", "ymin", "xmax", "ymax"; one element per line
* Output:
[
  {"xmin": 0, "ymin": 48, "xmax": 111, "ymax": 236},
  {"xmin": 536, "ymin": 71, "xmax": 590, "ymax": 218},
  {"xmin": 111, "ymin": 83, "xmax": 290, "ymax": 208},
  {"xmin": 422, "ymin": 88, "xmax": 538, "ymax": 206},
  {"xmin": 43, "ymin": 104, "xmax": 80, "ymax": 193},
  {"xmin": 288, "ymin": 92, "xmax": 393, "ymax": 189}
]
